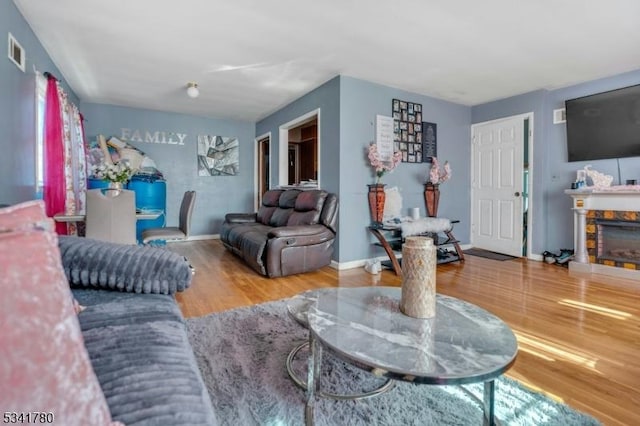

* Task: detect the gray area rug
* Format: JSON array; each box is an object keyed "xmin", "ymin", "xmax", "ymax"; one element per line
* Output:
[
  {"xmin": 186, "ymin": 299, "xmax": 600, "ymax": 426},
  {"xmin": 464, "ymin": 248, "xmax": 518, "ymax": 261}
]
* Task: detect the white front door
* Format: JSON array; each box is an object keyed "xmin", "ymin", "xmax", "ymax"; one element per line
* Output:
[{"xmin": 471, "ymin": 116, "xmax": 525, "ymax": 257}]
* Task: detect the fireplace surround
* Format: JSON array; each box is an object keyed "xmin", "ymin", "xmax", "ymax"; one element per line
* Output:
[{"xmin": 566, "ymin": 188, "xmax": 640, "ymax": 279}]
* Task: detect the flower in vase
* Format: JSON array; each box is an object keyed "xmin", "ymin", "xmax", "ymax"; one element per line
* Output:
[
  {"xmin": 367, "ymin": 143, "xmax": 402, "ymax": 184},
  {"xmin": 90, "ymin": 162, "xmax": 133, "ymax": 184},
  {"xmin": 428, "ymin": 157, "xmax": 451, "ymax": 185}
]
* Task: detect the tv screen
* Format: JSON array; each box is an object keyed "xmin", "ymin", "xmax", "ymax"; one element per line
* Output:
[{"xmin": 565, "ymin": 83, "xmax": 640, "ymax": 162}]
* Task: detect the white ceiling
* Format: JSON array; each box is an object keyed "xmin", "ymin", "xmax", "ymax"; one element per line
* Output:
[{"xmin": 14, "ymin": 0, "xmax": 640, "ymax": 122}]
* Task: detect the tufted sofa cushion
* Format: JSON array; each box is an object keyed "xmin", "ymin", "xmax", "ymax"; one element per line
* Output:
[
  {"xmin": 73, "ymin": 290, "xmax": 218, "ymax": 426},
  {"xmin": 58, "ymin": 236, "xmax": 193, "ymax": 294},
  {"xmin": 257, "ymin": 190, "xmax": 283, "ymax": 225},
  {"xmin": 288, "ymin": 190, "xmax": 327, "ymax": 226}
]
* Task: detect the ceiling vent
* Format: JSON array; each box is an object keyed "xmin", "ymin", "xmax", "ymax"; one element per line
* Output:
[
  {"xmin": 8, "ymin": 33, "xmax": 25, "ymax": 72},
  {"xmin": 553, "ymin": 108, "xmax": 566, "ymax": 124}
]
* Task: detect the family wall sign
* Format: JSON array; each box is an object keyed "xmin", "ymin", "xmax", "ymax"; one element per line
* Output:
[{"xmin": 119, "ymin": 128, "xmax": 187, "ymax": 146}]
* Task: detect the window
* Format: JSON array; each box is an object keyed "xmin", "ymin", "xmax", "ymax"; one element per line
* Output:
[{"xmin": 35, "ymin": 73, "xmax": 47, "ymax": 197}]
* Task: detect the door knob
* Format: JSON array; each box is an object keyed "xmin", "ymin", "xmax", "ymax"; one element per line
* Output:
[{"xmin": 514, "ymin": 192, "xmax": 521, "ymax": 197}]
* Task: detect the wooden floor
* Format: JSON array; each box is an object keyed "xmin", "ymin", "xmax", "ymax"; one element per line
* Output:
[{"xmin": 171, "ymin": 239, "xmax": 640, "ymax": 426}]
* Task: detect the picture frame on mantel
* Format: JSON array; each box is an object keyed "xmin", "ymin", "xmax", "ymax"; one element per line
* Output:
[{"xmin": 393, "ymin": 99, "xmax": 433, "ymax": 163}]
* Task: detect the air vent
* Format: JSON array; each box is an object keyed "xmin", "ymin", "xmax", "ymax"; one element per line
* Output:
[
  {"xmin": 553, "ymin": 108, "xmax": 566, "ymax": 124},
  {"xmin": 8, "ymin": 33, "xmax": 25, "ymax": 72}
]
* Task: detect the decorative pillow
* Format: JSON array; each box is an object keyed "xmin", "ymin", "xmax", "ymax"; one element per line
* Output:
[
  {"xmin": 58, "ymin": 235, "xmax": 193, "ymax": 294},
  {"xmin": 0, "ymin": 201, "xmax": 119, "ymax": 426},
  {"xmin": 0, "ymin": 199, "xmax": 53, "ymax": 232},
  {"xmin": 383, "ymin": 186, "xmax": 403, "ymax": 221}
]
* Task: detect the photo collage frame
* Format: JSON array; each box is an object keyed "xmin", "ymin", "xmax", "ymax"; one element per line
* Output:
[{"xmin": 392, "ymin": 99, "xmax": 437, "ymax": 163}]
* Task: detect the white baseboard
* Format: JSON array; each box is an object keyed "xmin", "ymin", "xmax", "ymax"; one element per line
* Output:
[
  {"xmin": 528, "ymin": 253, "xmax": 543, "ymax": 261},
  {"xmin": 330, "ymin": 255, "xmax": 391, "ymax": 270},
  {"xmin": 332, "ymin": 243, "xmax": 475, "ymax": 271}
]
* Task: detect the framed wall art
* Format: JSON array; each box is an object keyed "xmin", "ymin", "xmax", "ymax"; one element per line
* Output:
[
  {"xmin": 392, "ymin": 99, "xmax": 426, "ymax": 163},
  {"xmin": 197, "ymin": 135, "xmax": 239, "ymax": 176}
]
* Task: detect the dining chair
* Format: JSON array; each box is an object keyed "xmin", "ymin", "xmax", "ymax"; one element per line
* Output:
[
  {"xmin": 85, "ymin": 188, "xmax": 137, "ymax": 245},
  {"xmin": 142, "ymin": 190, "xmax": 196, "ymax": 244}
]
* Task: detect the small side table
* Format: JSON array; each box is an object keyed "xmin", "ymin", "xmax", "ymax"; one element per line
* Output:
[{"xmin": 367, "ymin": 220, "xmax": 464, "ymax": 276}]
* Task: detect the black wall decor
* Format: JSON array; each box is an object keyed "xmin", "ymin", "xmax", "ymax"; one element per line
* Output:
[
  {"xmin": 422, "ymin": 122, "xmax": 437, "ymax": 161},
  {"xmin": 392, "ymin": 99, "xmax": 437, "ymax": 163}
]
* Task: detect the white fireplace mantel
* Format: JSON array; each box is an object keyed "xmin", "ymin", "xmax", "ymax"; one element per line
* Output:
[
  {"xmin": 565, "ymin": 188, "xmax": 640, "ymax": 211},
  {"xmin": 565, "ymin": 188, "xmax": 640, "ymax": 279}
]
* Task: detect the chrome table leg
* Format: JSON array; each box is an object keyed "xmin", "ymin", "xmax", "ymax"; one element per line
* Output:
[
  {"xmin": 483, "ymin": 380, "xmax": 496, "ymax": 426},
  {"xmin": 305, "ymin": 334, "xmax": 323, "ymax": 426}
]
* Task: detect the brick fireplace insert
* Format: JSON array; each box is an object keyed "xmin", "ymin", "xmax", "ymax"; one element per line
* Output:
[{"xmin": 586, "ymin": 210, "xmax": 640, "ymax": 270}]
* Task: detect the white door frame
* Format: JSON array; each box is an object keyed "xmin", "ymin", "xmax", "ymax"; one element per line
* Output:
[
  {"xmin": 254, "ymin": 132, "xmax": 271, "ymax": 211},
  {"xmin": 470, "ymin": 112, "xmax": 534, "ymax": 259},
  {"xmin": 278, "ymin": 108, "xmax": 321, "ymax": 188}
]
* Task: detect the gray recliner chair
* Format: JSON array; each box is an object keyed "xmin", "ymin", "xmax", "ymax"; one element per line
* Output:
[{"xmin": 142, "ymin": 190, "xmax": 196, "ymax": 244}]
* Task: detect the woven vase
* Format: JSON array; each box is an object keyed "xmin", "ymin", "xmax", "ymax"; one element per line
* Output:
[{"xmin": 400, "ymin": 236, "xmax": 437, "ymax": 318}]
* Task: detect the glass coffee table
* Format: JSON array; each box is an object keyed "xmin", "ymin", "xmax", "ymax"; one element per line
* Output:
[
  {"xmin": 304, "ymin": 287, "xmax": 518, "ymax": 426},
  {"xmin": 286, "ymin": 289, "xmax": 395, "ymax": 400}
]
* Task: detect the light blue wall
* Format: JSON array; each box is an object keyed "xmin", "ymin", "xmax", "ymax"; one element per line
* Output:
[
  {"xmin": 255, "ymin": 76, "xmax": 341, "ymax": 254},
  {"xmin": 472, "ymin": 69, "xmax": 640, "ymax": 253},
  {"xmin": 81, "ymin": 103, "xmax": 255, "ymax": 236},
  {"xmin": 256, "ymin": 76, "xmax": 341, "ymax": 194},
  {"xmin": 257, "ymin": 76, "xmax": 471, "ymax": 263},
  {"xmin": 471, "ymin": 90, "xmax": 548, "ymax": 254},
  {"xmin": 340, "ymin": 77, "xmax": 472, "ymax": 263},
  {"xmin": 0, "ymin": 0, "xmax": 77, "ymax": 204},
  {"xmin": 6, "ymin": 0, "xmax": 639, "ymax": 260},
  {"xmin": 543, "ymin": 69, "xmax": 640, "ymax": 251}
]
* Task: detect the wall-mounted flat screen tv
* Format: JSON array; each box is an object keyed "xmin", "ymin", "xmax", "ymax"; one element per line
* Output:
[{"xmin": 565, "ymin": 83, "xmax": 640, "ymax": 162}]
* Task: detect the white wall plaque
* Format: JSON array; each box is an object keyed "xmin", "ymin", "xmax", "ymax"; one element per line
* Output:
[{"xmin": 376, "ymin": 115, "xmax": 394, "ymax": 162}]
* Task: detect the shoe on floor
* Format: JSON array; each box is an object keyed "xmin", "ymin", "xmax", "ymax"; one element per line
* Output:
[
  {"xmin": 556, "ymin": 251, "xmax": 574, "ymax": 264},
  {"xmin": 364, "ymin": 260, "xmax": 381, "ymax": 274}
]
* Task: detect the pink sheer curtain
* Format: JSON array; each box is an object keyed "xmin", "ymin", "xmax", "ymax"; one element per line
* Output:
[
  {"xmin": 43, "ymin": 74, "xmax": 67, "ymax": 235},
  {"xmin": 43, "ymin": 73, "xmax": 88, "ymax": 235}
]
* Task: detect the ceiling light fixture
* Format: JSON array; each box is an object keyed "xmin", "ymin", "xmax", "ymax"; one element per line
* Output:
[{"xmin": 186, "ymin": 82, "xmax": 199, "ymax": 98}]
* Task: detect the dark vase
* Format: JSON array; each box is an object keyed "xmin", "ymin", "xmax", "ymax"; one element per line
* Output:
[
  {"xmin": 368, "ymin": 184, "xmax": 386, "ymax": 228},
  {"xmin": 424, "ymin": 183, "xmax": 440, "ymax": 217}
]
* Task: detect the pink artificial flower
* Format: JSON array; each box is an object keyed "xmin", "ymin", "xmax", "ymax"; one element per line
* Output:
[
  {"xmin": 368, "ymin": 144, "xmax": 402, "ymax": 183},
  {"xmin": 429, "ymin": 157, "xmax": 440, "ymax": 184},
  {"xmin": 428, "ymin": 157, "xmax": 452, "ymax": 185},
  {"xmin": 442, "ymin": 161, "xmax": 452, "ymax": 182}
]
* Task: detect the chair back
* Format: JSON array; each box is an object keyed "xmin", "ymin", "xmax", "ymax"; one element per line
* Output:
[
  {"xmin": 85, "ymin": 188, "xmax": 136, "ymax": 244},
  {"xmin": 179, "ymin": 191, "xmax": 196, "ymax": 237}
]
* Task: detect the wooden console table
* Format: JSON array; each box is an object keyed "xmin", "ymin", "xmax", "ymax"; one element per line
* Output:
[{"xmin": 367, "ymin": 220, "xmax": 464, "ymax": 276}]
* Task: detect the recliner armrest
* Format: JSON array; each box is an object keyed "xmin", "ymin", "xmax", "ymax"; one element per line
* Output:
[
  {"xmin": 268, "ymin": 224, "xmax": 331, "ymax": 238},
  {"xmin": 225, "ymin": 213, "xmax": 257, "ymax": 223}
]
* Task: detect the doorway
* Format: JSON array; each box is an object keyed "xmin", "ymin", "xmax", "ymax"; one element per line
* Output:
[
  {"xmin": 287, "ymin": 119, "xmax": 317, "ymax": 185},
  {"xmin": 255, "ymin": 133, "xmax": 270, "ymax": 210},
  {"xmin": 278, "ymin": 109, "xmax": 320, "ymax": 188},
  {"xmin": 288, "ymin": 144, "xmax": 300, "ymax": 185},
  {"xmin": 470, "ymin": 113, "xmax": 533, "ymax": 257}
]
